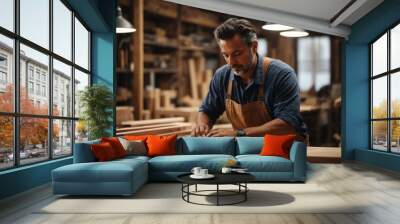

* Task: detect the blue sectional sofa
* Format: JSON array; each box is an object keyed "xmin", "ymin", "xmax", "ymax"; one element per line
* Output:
[{"xmin": 52, "ymin": 137, "xmax": 307, "ymax": 196}]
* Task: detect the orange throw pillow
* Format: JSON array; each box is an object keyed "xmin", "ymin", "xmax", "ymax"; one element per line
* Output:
[
  {"xmin": 91, "ymin": 142, "xmax": 117, "ymax": 161},
  {"xmin": 260, "ymin": 134, "xmax": 296, "ymax": 159},
  {"xmin": 101, "ymin": 137, "xmax": 127, "ymax": 158},
  {"xmin": 146, "ymin": 135, "xmax": 177, "ymax": 157}
]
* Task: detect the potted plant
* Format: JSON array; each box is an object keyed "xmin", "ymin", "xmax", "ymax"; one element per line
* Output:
[{"xmin": 79, "ymin": 84, "xmax": 113, "ymax": 140}]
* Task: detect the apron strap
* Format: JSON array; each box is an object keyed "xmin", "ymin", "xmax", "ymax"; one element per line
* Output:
[{"xmin": 257, "ymin": 57, "xmax": 272, "ymax": 100}]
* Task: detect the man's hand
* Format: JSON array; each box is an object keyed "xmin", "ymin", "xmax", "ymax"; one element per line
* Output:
[
  {"xmin": 191, "ymin": 123, "xmax": 211, "ymax": 136},
  {"xmin": 206, "ymin": 128, "xmax": 236, "ymax": 137}
]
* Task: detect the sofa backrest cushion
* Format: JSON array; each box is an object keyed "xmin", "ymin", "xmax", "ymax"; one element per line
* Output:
[
  {"xmin": 73, "ymin": 139, "xmax": 100, "ymax": 163},
  {"xmin": 236, "ymin": 137, "xmax": 264, "ymax": 155},
  {"xmin": 177, "ymin": 137, "xmax": 235, "ymax": 155}
]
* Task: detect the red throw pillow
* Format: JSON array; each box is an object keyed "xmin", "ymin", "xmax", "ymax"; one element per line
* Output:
[
  {"xmin": 91, "ymin": 142, "xmax": 117, "ymax": 161},
  {"xmin": 260, "ymin": 134, "xmax": 296, "ymax": 159},
  {"xmin": 101, "ymin": 137, "xmax": 127, "ymax": 158},
  {"xmin": 146, "ymin": 135, "xmax": 177, "ymax": 157}
]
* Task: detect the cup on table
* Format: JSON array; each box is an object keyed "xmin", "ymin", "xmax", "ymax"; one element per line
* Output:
[
  {"xmin": 191, "ymin": 167, "xmax": 202, "ymax": 176},
  {"xmin": 221, "ymin": 167, "xmax": 232, "ymax": 174},
  {"xmin": 199, "ymin": 168, "xmax": 208, "ymax": 176}
]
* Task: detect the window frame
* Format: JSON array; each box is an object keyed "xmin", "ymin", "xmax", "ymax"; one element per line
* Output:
[
  {"xmin": 369, "ymin": 20, "xmax": 400, "ymax": 154},
  {"xmin": 0, "ymin": 0, "xmax": 92, "ymax": 171}
]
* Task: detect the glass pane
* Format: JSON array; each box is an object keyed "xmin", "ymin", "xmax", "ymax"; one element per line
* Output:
[
  {"xmin": 372, "ymin": 77, "xmax": 387, "ymax": 119},
  {"xmin": 20, "ymin": 0, "xmax": 49, "ymax": 49},
  {"xmin": 74, "ymin": 18, "xmax": 89, "ymax": 70},
  {"xmin": 391, "ymin": 120, "xmax": 400, "ymax": 153},
  {"xmin": 53, "ymin": 119, "xmax": 72, "ymax": 158},
  {"xmin": 20, "ymin": 117, "xmax": 49, "ymax": 165},
  {"xmin": 0, "ymin": 34, "xmax": 14, "ymax": 112},
  {"xmin": 391, "ymin": 72, "xmax": 400, "ymax": 118},
  {"xmin": 53, "ymin": 0, "xmax": 72, "ymax": 60},
  {"xmin": 0, "ymin": 116, "xmax": 14, "ymax": 170},
  {"xmin": 20, "ymin": 44, "xmax": 49, "ymax": 115},
  {"xmin": 53, "ymin": 59, "xmax": 72, "ymax": 117},
  {"xmin": 74, "ymin": 69, "xmax": 89, "ymax": 118},
  {"xmin": 0, "ymin": 0, "xmax": 14, "ymax": 31},
  {"xmin": 75, "ymin": 120, "xmax": 88, "ymax": 143},
  {"xmin": 391, "ymin": 24, "xmax": 400, "ymax": 70},
  {"xmin": 372, "ymin": 121, "xmax": 388, "ymax": 151},
  {"xmin": 372, "ymin": 33, "xmax": 387, "ymax": 76}
]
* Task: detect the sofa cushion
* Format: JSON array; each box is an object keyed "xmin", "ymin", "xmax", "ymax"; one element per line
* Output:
[
  {"xmin": 118, "ymin": 138, "xmax": 147, "ymax": 156},
  {"xmin": 73, "ymin": 140, "xmax": 100, "ymax": 163},
  {"xmin": 260, "ymin": 134, "xmax": 296, "ymax": 159},
  {"xmin": 147, "ymin": 135, "xmax": 177, "ymax": 157},
  {"xmin": 101, "ymin": 137, "xmax": 127, "ymax": 158},
  {"xmin": 236, "ymin": 137, "xmax": 263, "ymax": 155},
  {"xmin": 52, "ymin": 159, "xmax": 147, "ymax": 183},
  {"xmin": 236, "ymin": 155, "xmax": 293, "ymax": 172},
  {"xmin": 178, "ymin": 137, "xmax": 235, "ymax": 155},
  {"xmin": 91, "ymin": 142, "xmax": 118, "ymax": 161},
  {"xmin": 148, "ymin": 154, "xmax": 235, "ymax": 172}
]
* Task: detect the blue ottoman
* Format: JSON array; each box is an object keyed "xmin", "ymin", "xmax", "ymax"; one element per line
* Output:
[{"xmin": 52, "ymin": 157, "xmax": 148, "ymax": 196}]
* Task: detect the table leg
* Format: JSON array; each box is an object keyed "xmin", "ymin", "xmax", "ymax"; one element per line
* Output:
[
  {"xmin": 195, "ymin": 184, "xmax": 197, "ymax": 192},
  {"xmin": 217, "ymin": 184, "xmax": 219, "ymax": 206},
  {"xmin": 245, "ymin": 183, "xmax": 247, "ymax": 201}
]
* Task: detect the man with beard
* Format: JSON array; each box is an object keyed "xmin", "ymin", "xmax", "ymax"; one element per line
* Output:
[{"xmin": 191, "ymin": 18, "xmax": 307, "ymax": 142}]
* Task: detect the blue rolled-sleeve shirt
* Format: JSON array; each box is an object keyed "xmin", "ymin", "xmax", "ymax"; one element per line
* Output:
[{"xmin": 199, "ymin": 55, "xmax": 308, "ymax": 137}]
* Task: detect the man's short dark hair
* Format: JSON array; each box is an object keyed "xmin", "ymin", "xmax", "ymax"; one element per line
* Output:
[{"xmin": 214, "ymin": 18, "xmax": 257, "ymax": 46}]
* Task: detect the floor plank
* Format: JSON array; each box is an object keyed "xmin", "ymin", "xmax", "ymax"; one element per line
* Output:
[{"xmin": 1, "ymin": 162, "xmax": 400, "ymax": 224}]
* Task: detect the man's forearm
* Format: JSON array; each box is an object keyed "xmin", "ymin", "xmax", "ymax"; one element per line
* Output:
[
  {"xmin": 197, "ymin": 112, "xmax": 214, "ymax": 128},
  {"xmin": 244, "ymin": 118, "xmax": 296, "ymax": 136}
]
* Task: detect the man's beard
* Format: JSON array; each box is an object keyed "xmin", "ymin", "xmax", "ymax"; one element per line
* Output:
[{"xmin": 231, "ymin": 51, "xmax": 254, "ymax": 76}]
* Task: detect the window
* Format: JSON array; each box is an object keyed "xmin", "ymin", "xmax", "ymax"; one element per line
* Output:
[
  {"xmin": 0, "ymin": 0, "xmax": 91, "ymax": 170},
  {"xmin": 370, "ymin": 23, "xmax": 400, "ymax": 153},
  {"xmin": 0, "ymin": 71, "xmax": 6, "ymax": 85},
  {"xmin": 0, "ymin": 53, "xmax": 9, "ymax": 89},
  {"xmin": 28, "ymin": 81, "xmax": 34, "ymax": 94},
  {"xmin": 297, "ymin": 37, "xmax": 331, "ymax": 92},
  {"xmin": 28, "ymin": 67, "xmax": 34, "ymax": 80}
]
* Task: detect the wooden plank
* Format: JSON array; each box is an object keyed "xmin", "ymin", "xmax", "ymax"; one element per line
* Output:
[
  {"xmin": 133, "ymin": 0, "xmax": 144, "ymax": 120},
  {"xmin": 116, "ymin": 124, "xmax": 192, "ymax": 136},
  {"xmin": 155, "ymin": 107, "xmax": 198, "ymax": 122},
  {"xmin": 188, "ymin": 59, "xmax": 198, "ymax": 100},
  {"xmin": 307, "ymin": 147, "xmax": 341, "ymax": 163},
  {"xmin": 117, "ymin": 122, "xmax": 190, "ymax": 132},
  {"xmin": 121, "ymin": 117, "xmax": 185, "ymax": 126}
]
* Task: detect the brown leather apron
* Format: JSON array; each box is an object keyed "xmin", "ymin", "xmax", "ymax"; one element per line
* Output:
[{"xmin": 225, "ymin": 57, "xmax": 307, "ymax": 142}]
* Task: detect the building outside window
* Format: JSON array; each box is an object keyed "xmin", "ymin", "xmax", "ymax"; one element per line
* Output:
[
  {"xmin": 0, "ymin": 0, "xmax": 91, "ymax": 170},
  {"xmin": 371, "ymin": 23, "xmax": 400, "ymax": 153}
]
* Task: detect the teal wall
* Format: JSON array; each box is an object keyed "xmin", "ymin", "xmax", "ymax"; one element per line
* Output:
[
  {"xmin": 0, "ymin": 0, "xmax": 116, "ymax": 200},
  {"xmin": 343, "ymin": 0, "xmax": 400, "ymax": 171}
]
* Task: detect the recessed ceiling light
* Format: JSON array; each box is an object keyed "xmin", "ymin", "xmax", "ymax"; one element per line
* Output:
[
  {"xmin": 280, "ymin": 29, "xmax": 309, "ymax": 38},
  {"xmin": 262, "ymin": 23, "xmax": 293, "ymax": 31}
]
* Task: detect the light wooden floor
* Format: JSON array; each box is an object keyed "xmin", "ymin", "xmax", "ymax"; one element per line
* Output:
[{"xmin": 1, "ymin": 162, "xmax": 400, "ymax": 224}]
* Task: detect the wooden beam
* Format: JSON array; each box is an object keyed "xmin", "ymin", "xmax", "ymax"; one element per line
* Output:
[
  {"xmin": 117, "ymin": 122, "xmax": 190, "ymax": 132},
  {"xmin": 121, "ymin": 117, "xmax": 185, "ymax": 126},
  {"xmin": 133, "ymin": 0, "xmax": 144, "ymax": 120},
  {"xmin": 116, "ymin": 123, "xmax": 192, "ymax": 136}
]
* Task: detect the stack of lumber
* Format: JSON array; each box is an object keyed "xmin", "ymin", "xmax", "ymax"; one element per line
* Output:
[
  {"xmin": 117, "ymin": 117, "xmax": 192, "ymax": 136},
  {"xmin": 116, "ymin": 106, "xmax": 134, "ymax": 126},
  {"xmin": 179, "ymin": 56, "xmax": 213, "ymax": 107}
]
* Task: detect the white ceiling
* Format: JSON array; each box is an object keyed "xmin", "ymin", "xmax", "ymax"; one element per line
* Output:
[{"xmin": 165, "ymin": 0, "xmax": 384, "ymax": 38}]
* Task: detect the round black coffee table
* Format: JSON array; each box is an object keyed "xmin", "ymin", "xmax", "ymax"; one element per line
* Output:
[{"xmin": 177, "ymin": 173, "xmax": 255, "ymax": 206}]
